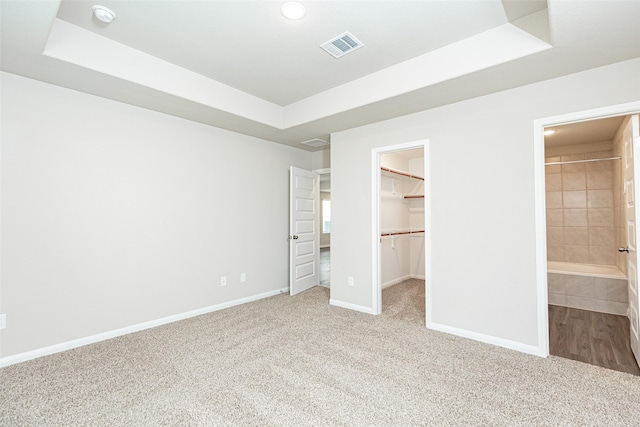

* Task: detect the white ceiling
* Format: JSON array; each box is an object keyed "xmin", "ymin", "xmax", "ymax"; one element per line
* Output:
[
  {"xmin": 545, "ymin": 116, "xmax": 625, "ymax": 148},
  {"xmin": 2, "ymin": 1, "xmax": 639, "ymax": 151},
  {"xmin": 55, "ymin": 0, "xmax": 543, "ymax": 106}
]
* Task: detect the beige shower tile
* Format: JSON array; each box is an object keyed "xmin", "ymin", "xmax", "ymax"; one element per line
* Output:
[
  {"xmin": 546, "ymin": 209, "xmax": 563, "ymax": 227},
  {"xmin": 587, "ymin": 161, "xmax": 612, "ymax": 172},
  {"xmin": 562, "ymin": 154, "xmax": 586, "ymax": 173},
  {"xmin": 566, "ymin": 275, "xmax": 595, "ymax": 298},
  {"xmin": 613, "ymin": 162, "xmax": 621, "ymax": 178},
  {"xmin": 547, "ymin": 274, "xmax": 566, "ymax": 294},
  {"xmin": 546, "ymin": 164, "xmax": 562, "ymax": 175},
  {"xmin": 565, "ymin": 245, "xmax": 589, "ymax": 263},
  {"xmin": 562, "ymin": 154, "xmax": 586, "ymax": 161},
  {"xmin": 595, "ymin": 278, "xmax": 628, "ymax": 302},
  {"xmin": 589, "ymin": 227, "xmax": 615, "ymax": 246},
  {"xmin": 587, "ymin": 189, "xmax": 613, "ymax": 208},
  {"xmin": 564, "ymin": 227, "xmax": 588, "ymax": 245},
  {"xmin": 547, "ymin": 245, "xmax": 565, "ymax": 262},
  {"xmin": 588, "ymin": 209, "xmax": 614, "ymax": 226},
  {"xmin": 589, "ymin": 246, "xmax": 616, "ymax": 265},
  {"xmin": 586, "ymin": 170, "xmax": 613, "ymax": 189},
  {"xmin": 565, "ymin": 295, "xmax": 598, "ymax": 311},
  {"xmin": 546, "ymin": 192, "xmax": 563, "ymax": 209},
  {"xmin": 564, "ymin": 209, "xmax": 588, "ymax": 227},
  {"xmin": 585, "ymin": 150, "xmax": 613, "ymax": 168},
  {"xmin": 545, "ymin": 174, "xmax": 562, "ymax": 191},
  {"xmin": 548, "ymin": 293, "xmax": 566, "ymax": 306},
  {"xmin": 547, "ymin": 227, "xmax": 564, "ymax": 245},
  {"xmin": 617, "ymin": 257, "xmax": 627, "ymax": 276},
  {"xmin": 563, "ymin": 191, "xmax": 586, "ymax": 208},
  {"xmin": 594, "ymin": 300, "xmax": 627, "ymax": 315},
  {"xmin": 546, "ymin": 157, "xmax": 562, "ymax": 174},
  {"xmin": 562, "ymin": 173, "xmax": 586, "ymax": 190}
]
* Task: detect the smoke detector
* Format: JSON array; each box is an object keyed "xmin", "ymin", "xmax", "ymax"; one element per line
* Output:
[
  {"xmin": 300, "ymin": 138, "xmax": 329, "ymax": 148},
  {"xmin": 320, "ymin": 32, "xmax": 363, "ymax": 58},
  {"xmin": 92, "ymin": 5, "xmax": 116, "ymax": 23}
]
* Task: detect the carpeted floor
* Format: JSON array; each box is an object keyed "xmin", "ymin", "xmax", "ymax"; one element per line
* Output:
[{"xmin": 2, "ymin": 280, "xmax": 640, "ymax": 426}]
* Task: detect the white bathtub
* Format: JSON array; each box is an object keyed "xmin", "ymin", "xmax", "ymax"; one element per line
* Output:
[
  {"xmin": 547, "ymin": 261, "xmax": 626, "ymax": 279},
  {"xmin": 547, "ymin": 261, "xmax": 627, "ymax": 315}
]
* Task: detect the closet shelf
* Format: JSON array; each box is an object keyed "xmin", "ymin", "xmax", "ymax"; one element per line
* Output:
[
  {"xmin": 381, "ymin": 166, "xmax": 424, "ymax": 181},
  {"xmin": 381, "ymin": 230, "xmax": 425, "ymax": 237}
]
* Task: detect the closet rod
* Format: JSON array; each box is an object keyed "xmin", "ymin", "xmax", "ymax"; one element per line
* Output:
[
  {"xmin": 381, "ymin": 230, "xmax": 425, "ymax": 237},
  {"xmin": 545, "ymin": 156, "xmax": 621, "ymax": 166},
  {"xmin": 381, "ymin": 166, "xmax": 424, "ymax": 181}
]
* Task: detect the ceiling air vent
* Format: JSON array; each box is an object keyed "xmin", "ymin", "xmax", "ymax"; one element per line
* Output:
[
  {"xmin": 320, "ymin": 32, "xmax": 363, "ymax": 58},
  {"xmin": 300, "ymin": 138, "xmax": 329, "ymax": 148}
]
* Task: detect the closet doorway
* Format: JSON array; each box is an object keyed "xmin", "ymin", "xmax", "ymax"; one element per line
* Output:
[{"xmin": 372, "ymin": 140, "xmax": 430, "ymax": 326}]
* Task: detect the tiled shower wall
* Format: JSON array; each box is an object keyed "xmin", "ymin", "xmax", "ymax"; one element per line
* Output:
[
  {"xmin": 548, "ymin": 273, "xmax": 627, "ymax": 315},
  {"xmin": 545, "ymin": 144, "xmax": 618, "ymax": 265},
  {"xmin": 613, "ymin": 128, "xmax": 626, "ymax": 274}
]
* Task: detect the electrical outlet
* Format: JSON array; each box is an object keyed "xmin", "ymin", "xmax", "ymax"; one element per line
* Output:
[
  {"xmin": 348, "ymin": 276, "xmax": 354, "ymax": 287},
  {"xmin": 240, "ymin": 273, "xmax": 246, "ymax": 283},
  {"xmin": 0, "ymin": 314, "xmax": 6, "ymax": 330},
  {"xmin": 220, "ymin": 276, "xmax": 227, "ymax": 287}
]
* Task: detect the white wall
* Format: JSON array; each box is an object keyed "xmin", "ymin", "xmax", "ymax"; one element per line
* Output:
[
  {"xmin": 330, "ymin": 58, "xmax": 640, "ymax": 350},
  {"xmin": 312, "ymin": 148, "xmax": 330, "ymax": 171},
  {"xmin": 0, "ymin": 72, "xmax": 313, "ymax": 359}
]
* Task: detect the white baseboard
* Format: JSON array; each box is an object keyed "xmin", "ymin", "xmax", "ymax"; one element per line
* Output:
[
  {"xmin": 428, "ymin": 321, "xmax": 542, "ymax": 357},
  {"xmin": 0, "ymin": 287, "xmax": 289, "ymax": 368},
  {"xmin": 329, "ymin": 299, "xmax": 375, "ymax": 315},
  {"xmin": 382, "ymin": 274, "xmax": 425, "ymax": 289}
]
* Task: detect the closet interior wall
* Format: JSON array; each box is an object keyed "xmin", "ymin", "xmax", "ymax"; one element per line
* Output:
[{"xmin": 380, "ymin": 150, "xmax": 425, "ymax": 288}]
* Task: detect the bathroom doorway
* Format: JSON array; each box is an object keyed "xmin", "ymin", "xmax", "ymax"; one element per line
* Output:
[{"xmin": 535, "ymin": 102, "xmax": 640, "ymax": 373}]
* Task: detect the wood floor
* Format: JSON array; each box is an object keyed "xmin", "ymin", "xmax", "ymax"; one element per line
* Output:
[{"xmin": 549, "ymin": 305, "xmax": 640, "ymax": 375}]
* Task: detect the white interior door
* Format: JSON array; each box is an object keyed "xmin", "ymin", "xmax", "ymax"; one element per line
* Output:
[
  {"xmin": 289, "ymin": 167, "xmax": 319, "ymax": 295},
  {"xmin": 626, "ymin": 114, "xmax": 640, "ymax": 367}
]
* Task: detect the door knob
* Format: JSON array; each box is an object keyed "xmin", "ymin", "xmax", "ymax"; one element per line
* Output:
[
  {"xmin": 288, "ymin": 235, "xmax": 299, "ymax": 240},
  {"xmin": 618, "ymin": 247, "xmax": 630, "ymax": 253}
]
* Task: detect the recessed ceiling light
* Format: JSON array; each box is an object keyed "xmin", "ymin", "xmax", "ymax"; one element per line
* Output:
[
  {"xmin": 281, "ymin": 2, "xmax": 306, "ymax": 20},
  {"xmin": 92, "ymin": 5, "xmax": 116, "ymax": 23},
  {"xmin": 544, "ymin": 129, "xmax": 556, "ymax": 136}
]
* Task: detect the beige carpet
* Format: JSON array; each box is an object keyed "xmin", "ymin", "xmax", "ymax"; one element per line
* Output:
[{"xmin": 2, "ymin": 280, "xmax": 640, "ymax": 426}]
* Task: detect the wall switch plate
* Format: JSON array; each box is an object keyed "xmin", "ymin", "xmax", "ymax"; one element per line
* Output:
[
  {"xmin": 240, "ymin": 273, "xmax": 246, "ymax": 283},
  {"xmin": 220, "ymin": 276, "xmax": 227, "ymax": 287},
  {"xmin": 0, "ymin": 314, "xmax": 6, "ymax": 330},
  {"xmin": 348, "ymin": 276, "xmax": 354, "ymax": 286}
]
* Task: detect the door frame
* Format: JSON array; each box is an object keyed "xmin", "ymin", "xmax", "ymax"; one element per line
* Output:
[
  {"xmin": 534, "ymin": 100, "xmax": 640, "ymax": 357},
  {"xmin": 371, "ymin": 139, "xmax": 431, "ymax": 325}
]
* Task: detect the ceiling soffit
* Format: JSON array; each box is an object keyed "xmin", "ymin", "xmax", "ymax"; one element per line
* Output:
[{"xmin": 43, "ymin": 6, "xmax": 552, "ymax": 132}]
